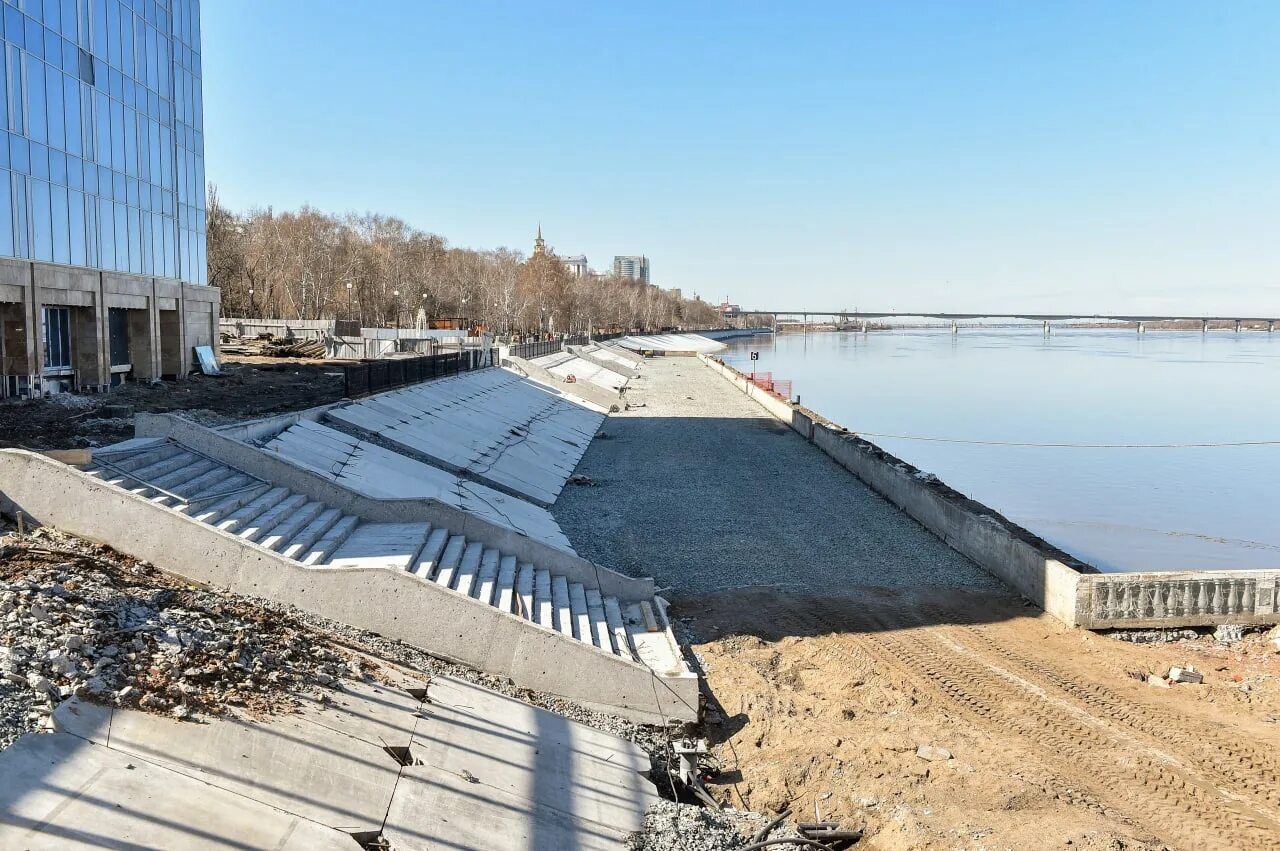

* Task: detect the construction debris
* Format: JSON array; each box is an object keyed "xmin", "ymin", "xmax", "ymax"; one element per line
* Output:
[
  {"xmin": 219, "ymin": 332, "xmax": 328, "ymax": 359},
  {"xmin": 1167, "ymin": 665, "xmax": 1204, "ymax": 684}
]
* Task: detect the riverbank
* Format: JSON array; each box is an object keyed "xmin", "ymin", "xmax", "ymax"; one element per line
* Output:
[{"xmin": 555, "ymin": 354, "xmax": 1280, "ymax": 850}]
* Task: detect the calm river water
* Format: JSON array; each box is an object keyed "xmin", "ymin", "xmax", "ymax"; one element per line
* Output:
[{"xmin": 723, "ymin": 328, "xmax": 1280, "ymax": 573}]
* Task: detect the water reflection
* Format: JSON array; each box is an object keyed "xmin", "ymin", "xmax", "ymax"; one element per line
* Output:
[{"xmin": 725, "ymin": 328, "xmax": 1280, "ymax": 573}]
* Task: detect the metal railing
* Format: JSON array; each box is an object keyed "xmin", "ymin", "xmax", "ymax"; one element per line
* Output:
[{"xmin": 343, "ymin": 349, "xmax": 495, "ymax": 399}]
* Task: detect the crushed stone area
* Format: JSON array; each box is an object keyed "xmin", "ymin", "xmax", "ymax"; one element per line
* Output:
[
  {"xmin": 0, "ymin": 358, "xmax": 345, "ymax": 451},
  {"xmin": 627, "ymin": 800, "xmax": 800, "ymax": 851},
  {"xmin": 0, "ymin": 527, "xmax": 368, "ymax": 738},
  {"xmin": 0, "ymin": 523, "xmax": 688, "ymax": 788},
  {"xmin": 554, "ymin": 356, "xmax": 1000, "ymax": 594}
]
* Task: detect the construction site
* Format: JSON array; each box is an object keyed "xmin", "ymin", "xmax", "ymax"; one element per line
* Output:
[{"xmin": 0, "ymin": 329, "xmax": 1276, "ymax": 849}]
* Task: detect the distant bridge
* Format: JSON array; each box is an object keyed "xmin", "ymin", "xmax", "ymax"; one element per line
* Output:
[{"xmin": 740, "ymin": 311, "xmax": 1279, "ymax": 332}]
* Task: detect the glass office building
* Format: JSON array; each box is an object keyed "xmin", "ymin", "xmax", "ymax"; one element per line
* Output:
[
  {"xmin": 0, "ymin": 0, "xmax": 205, "ymax": 281},
  {"xmin": 0, "ymin": 0, "xmax": 217, "ymax": 396}
]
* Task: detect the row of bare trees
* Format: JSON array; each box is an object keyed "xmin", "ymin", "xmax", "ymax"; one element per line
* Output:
[{"xmin": 207, "ymin": 186, "xmax": 724, "ymax": 336}]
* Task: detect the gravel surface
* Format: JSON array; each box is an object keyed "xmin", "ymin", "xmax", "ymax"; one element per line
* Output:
[
  {"xmin": 555, "ymin": 357, "xmax": 1001, "ymax": 595},
  {"xmin": 0, "ymin": 679, "xmax": 34, "ymax": 750},
  {"xmin": 627, "ymin": 800, "xmax": 800, "ymax": 851}
]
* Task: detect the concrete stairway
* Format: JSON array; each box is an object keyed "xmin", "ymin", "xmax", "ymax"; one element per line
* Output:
[{"xmin": 83, "ymin": 441, "xmax": 662, "ymax": 664}]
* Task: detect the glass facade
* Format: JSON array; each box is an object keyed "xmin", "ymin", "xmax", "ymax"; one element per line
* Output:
[{"xmin": 0, "ymin": 0, "xmax": 205, "ymax": 285}]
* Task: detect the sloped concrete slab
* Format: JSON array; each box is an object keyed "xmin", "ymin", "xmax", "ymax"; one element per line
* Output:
[
  {"xmin": 263, "ymin": 419, "xmax": 574, "ymax": 551},
  {"xmin": 410, "ymin": 677, "xmax": 659, "ymax": 831},
  {"xmin": 0, "ymin": 732, "xmax": 353, "ymax": 849},
  {"xmin": 78, "ymin": 683, "xmax": 416, "ymax": 833},
  {"xmin": 325, "ymin": 370, "xmax": 604, "ymax": 506},
  {"xmin": 385, "ymin": 762, "xmax": 630, "ymax": 851},
  {"xmin": 615, "ymin": 333, "xmax": 725, "ymax": 353}
]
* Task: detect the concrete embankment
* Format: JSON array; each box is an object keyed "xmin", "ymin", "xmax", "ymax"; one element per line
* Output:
[
  {"xmin": 699, "ymin": 355, "xmax": 1280, "ymax": 629},
  {"xmin": 553, "ymin": 358, "xmax": 999, "ymax": 596}
]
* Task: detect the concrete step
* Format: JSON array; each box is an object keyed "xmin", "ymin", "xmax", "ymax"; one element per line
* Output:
[
  {"xmin": 409, "ymin": 527, "xmax": 449, "ymax": 577},
  {"xmin": 300, "ymin": 515, "xmax": 361, "ymax": 565},
  {"xmin": 603, "ymin": 597, "xmax": 635, "ymax": 661},
  {"xmin": 278, "ymin": 507, "xmax": 345, "ymax": 560},
  {"xmin": 516, "ymin": 563, "xmax": 534, "ymax": 622},
  {"xmin": 475, "ymin": 548, "xmax": 500, "ymax": 605},
  {"xmin": 434, "ymin": 535, "xmax": 467, "ymax": 588},
  {"xmin": 237, "ymin": 493, "xmax": 310, "ymax": 544},
  {"xmin": 326, "ymin": 523, "xmax": 432, "ymax": 571},
  {"xmin": 586, "ymin": 589, "xmax": 611, "ymax": 652},
  {"xmin": 174, "ymin": 465, "xmax": 240, "ymax": 500},
  {"xmin": 552, "ymin": 575, "xmax": 572, "ymax": 637},
  {"xmin": 257, "ymin": 500, "xmax": 328, "ymax": 551},
  {"xmin": 495, "ymin": 555, "xmax": 517, "ymax": 613},
  {"xmin": 569, "ymin": 582, "xmax": 590, "ymax": 644},
  {"xmin": 129, "ymin": 450, "xmax": 202, "ymax": 483},
  {"xmin": 102, "ymin": 443, "xmax": 185, "ymax": 473},
  {"xmin": 191, "ymin": 483, "xmax": 274, "ymax": 524},
  {"xmin": 533, "ymin": 568, "xmax": 552, "ymax": 627},
  {"xmin": 184, "ymin": 473, "xmax": 258, "ymax": 509},
  {"xmin": 148, "ymin": 458, "xmax": 219, "ymax": 492},
  {"xmin": 454, "ymin": 542, "xmax": 484, "ymax": 596},
  {"xmin": 215, "ymin": 487, "xmax": 291, "ymax": 534}
]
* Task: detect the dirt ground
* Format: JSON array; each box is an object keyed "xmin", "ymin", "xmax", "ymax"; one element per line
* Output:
[
  {"xmin": 679, "ymin": 586, "xmax": 1280, "ymax": 851},
  {"xmin": 0, "ymin": 357, "xmax": 346, "ymax": 451}
]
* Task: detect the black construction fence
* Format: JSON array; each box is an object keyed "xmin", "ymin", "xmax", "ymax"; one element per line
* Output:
[{"xmin": 344, "ymin": 348, "xmax": 496, "ymax": 399}]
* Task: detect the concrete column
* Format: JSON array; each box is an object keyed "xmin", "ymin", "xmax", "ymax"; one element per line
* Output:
[
  {"xmin": 1202, "ymin": 320, "xmax": 1209, "ymax": 333},
  {"xmin": 1269, "ymin": 321, "xmax": 1275, "ymax": 333},
  {"xmin": 861, "ymin": 321, "xmax": 868, "ymax": 333},
  {"xmin": 1137, "ymin": 322, "xmax": 1145, "ymax": 334},
  {"xmin": 177, "ymin": 286, "xmax": 190, "ymax": 377},
  {"xmin": 1235, "ymin": 319, "xmax": 1242, "ymax": 333},
  {"xmin": 26, "ymin": 265, "xmax": 43, "ymax": 386},
  {"xmin": 1043, "ymin": 320, "xmax": 1050, "ymax": 335},
  {"xmin": 951, "ymin": 319, "xmax": 958, "ymax": 334},
  {"xmin": 147, "ymin": 278, "xmax": 163, "ymax": 379},
  {"xmin": 93, "ymin": 272, "xmax": 110, "ymax": 387}
]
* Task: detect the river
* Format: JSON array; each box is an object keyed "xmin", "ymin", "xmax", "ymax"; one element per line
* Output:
[{"xmin": 723, "ymin": 328, "xmax": 1280, "ymax": 573}]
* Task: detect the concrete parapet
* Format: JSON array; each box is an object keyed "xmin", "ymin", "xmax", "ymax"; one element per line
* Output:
[
  {"xmin": 699, "ymin": 354, "xmax": 1278, "ymax": 630},
  {"xmin": 135, "ymin": 413, "xmax": 653, "ymax": 601},
  {"xmin": 502, "ymin": 356, "xmax": 620, "ymax": 412},
  {"xmin": 0, "ymin": 450, "xmax": 696, "ymax": 723}
]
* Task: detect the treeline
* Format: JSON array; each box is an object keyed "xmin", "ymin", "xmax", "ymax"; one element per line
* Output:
[{"xmin": 206, "ymin": 186, "xmax": 723, "ymax": 335}]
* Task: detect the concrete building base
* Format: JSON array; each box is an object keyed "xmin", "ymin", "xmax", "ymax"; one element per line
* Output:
[{"xmin": 0, "ymin": 257, "xmax": 219, "ymax": 397}]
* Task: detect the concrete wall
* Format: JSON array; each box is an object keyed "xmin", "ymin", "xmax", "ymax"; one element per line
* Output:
[
  {"xmin": 0, "ymin": 450, "xmax": 696, "ymax": 724},
  {"xmin": 699, "ymin": 355, "xmax": 1280, "ymax": 629},
  {"xmin": 134, "ymin": 413, "xmax": 653, "ymax": 601}
]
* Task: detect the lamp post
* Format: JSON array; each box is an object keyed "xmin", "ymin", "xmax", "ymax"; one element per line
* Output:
[
  {"xmin": 346, "ymin": 282, "xmax": 353, "ymax": 320},
  {"xmin": 247, "ymin": 287, "xmax": 254, "ymax": 318},
  {"xmin": 392, "ymin": 289, "xmax": 400, "ymax": 328}
]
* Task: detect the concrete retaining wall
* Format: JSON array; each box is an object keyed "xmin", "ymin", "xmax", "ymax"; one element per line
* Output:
[
  {"xmin": 135, "ymin": 413, "xmax": 653, "ymax": 601},
  {"xmin": 565, "ymin": 346, "xmax": 640, "ymax": 379},
  {"xmin": 501, "ymin": 356, "xmax": 620, "ymax": 412},
  {"xmin": 0, "ymin": 450, "xmax": 696, "ymax": 723},
  {"xmin": 699, "ymin": 355, "xmax": 1280, "ymax": 629}
]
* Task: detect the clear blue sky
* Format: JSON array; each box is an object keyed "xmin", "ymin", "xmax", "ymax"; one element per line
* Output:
[{"xmin": 202, "ymin": 1, "xmax": 1280, "ymax": 314}]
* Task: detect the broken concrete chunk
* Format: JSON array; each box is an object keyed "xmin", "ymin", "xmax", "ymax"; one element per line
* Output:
[
  {"xmin": 915, "ymin": 744, "xmax": 952, "ymax": 762},
  {"xmin": 1167, "ymin": 666, "xmax": 1204, "ymax": 684}
]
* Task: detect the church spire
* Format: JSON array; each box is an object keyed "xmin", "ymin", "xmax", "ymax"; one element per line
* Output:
[{"xmin": 533, "ymin": 223, "xmax": 547, "ymax": 258}]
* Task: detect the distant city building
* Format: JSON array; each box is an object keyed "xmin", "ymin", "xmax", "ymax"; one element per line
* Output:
[
  {"xmin": 562, "ymin": 255, "xmax": 589, "ymax": 278},
  {"xmin": 720, "ymin": 301, "xmax": 742, "ymax": 318},
  {"xmin": 532, "ymin": 224, "xmax": 547, "ymax": 258},
  {"xmin": 613, "ymin": 255, "xmax": 650, "ymax": 284}
]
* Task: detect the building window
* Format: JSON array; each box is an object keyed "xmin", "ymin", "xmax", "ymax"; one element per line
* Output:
[{"xmin": 42, "ymin": 305, "xmax": 72, "ymax": 372}]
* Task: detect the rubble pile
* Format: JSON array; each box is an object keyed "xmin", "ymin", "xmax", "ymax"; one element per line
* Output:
[
  {"xmin": 0, "ymin": 527, "xmax": 361, "ymax": 743},
  {"xmin": 219, "ymin": 333, "xmax": 328, "ymax": 359}
]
